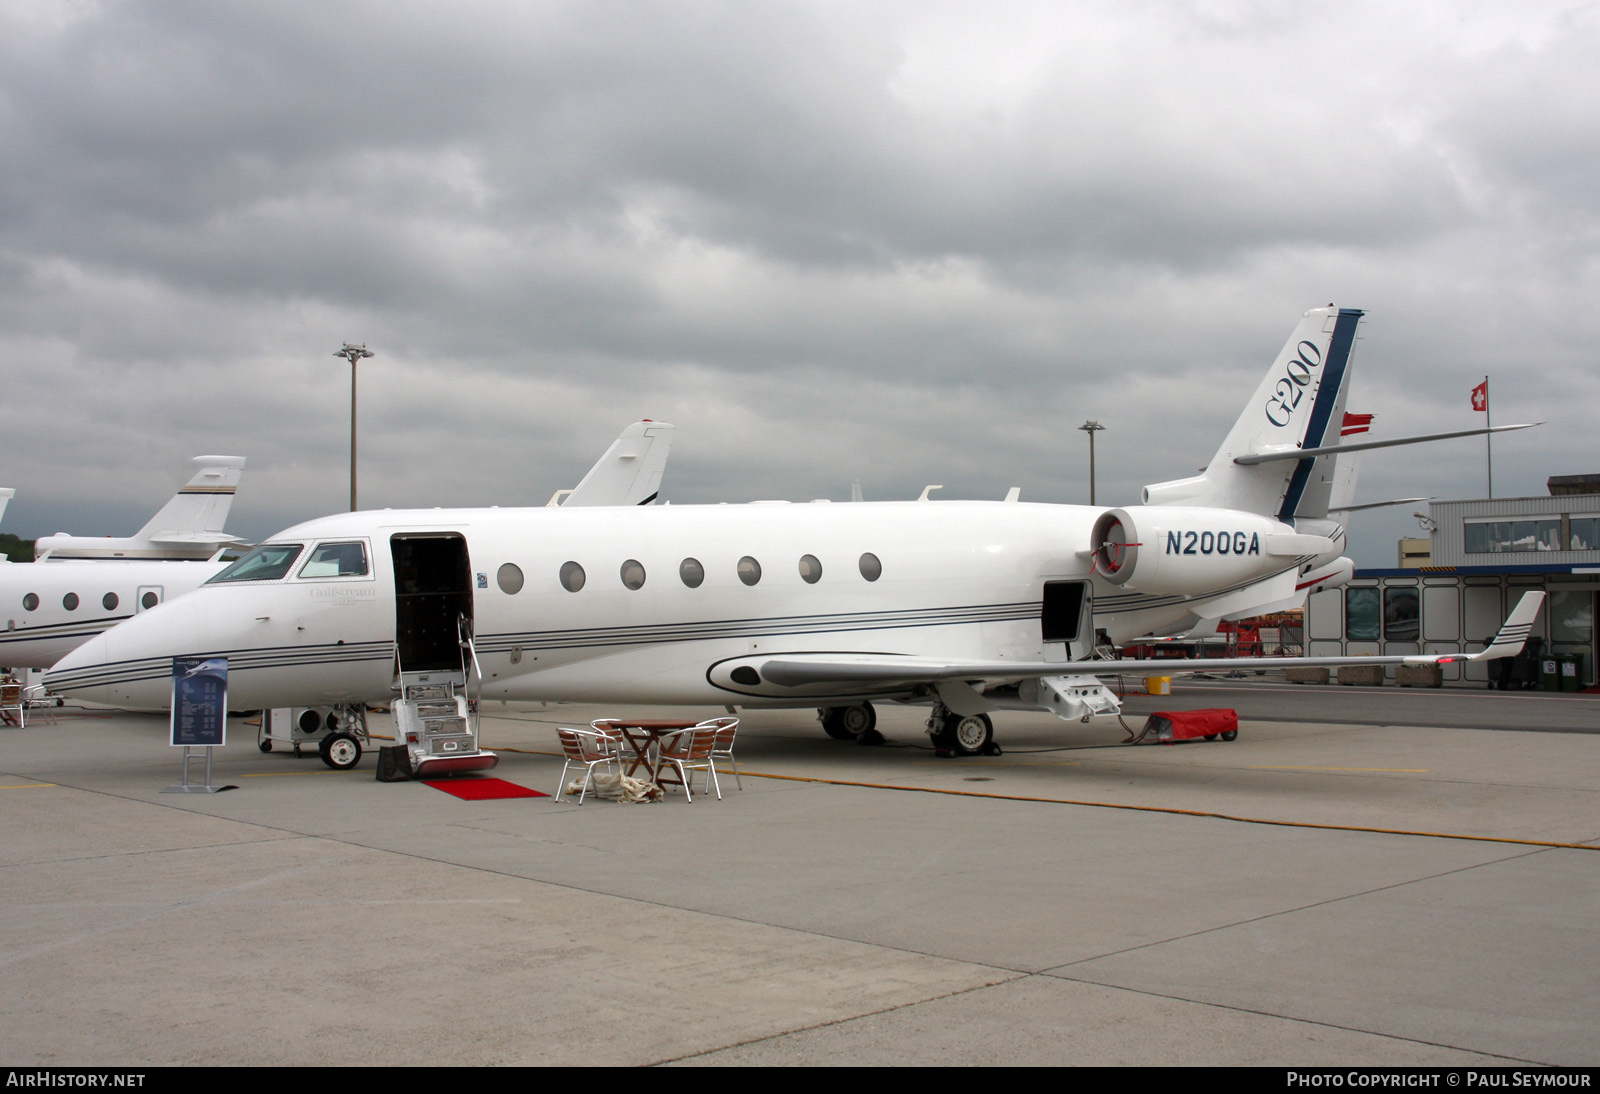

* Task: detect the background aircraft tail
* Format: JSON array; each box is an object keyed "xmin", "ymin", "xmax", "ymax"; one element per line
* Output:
[
  {"xmin": 1141, "ymin": 305, "xmax": 1364, "ymax": 523},
  {"xmin": 134, "ymin": 455, "xmax": 247, "ymax": 543},
  {"xmin": 34, "ymin": 455, "xmax": 247, "ymax": 560},
  {"xmin": 558, "ymin": 420, "xmax": 675, "ymax": 507}
]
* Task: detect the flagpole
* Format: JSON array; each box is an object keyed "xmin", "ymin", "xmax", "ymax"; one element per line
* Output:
[{"xmin": 1485, "ymin": 374, "xmax": 1493, "ymax": 499}]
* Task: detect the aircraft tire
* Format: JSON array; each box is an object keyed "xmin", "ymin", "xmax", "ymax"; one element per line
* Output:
[
  {"xmin": 820, "ymin": 702, "xmax": 876, "ymax": 740},
  {"xmin": 935, "ymin": 712, "xmax": 993, "ymax": 756},
  {"xmin": 320, "ymin": 732, "xmax": 363, "ymax": 770}
]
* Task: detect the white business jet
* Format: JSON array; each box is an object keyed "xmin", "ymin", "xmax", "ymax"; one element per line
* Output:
[
  {"xmin": 0, "ymin": 457, "xmax": 247, "ymax": 670},
  {"xmin": 46, "ymin": 306, "xmax": 1540, "ymax": 752},
  {"xmin": 3, "ymin": 423, "xmax": 673, "ymax": 672}
]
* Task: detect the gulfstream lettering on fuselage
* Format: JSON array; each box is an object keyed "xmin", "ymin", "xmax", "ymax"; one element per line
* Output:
[{"xmin": 1165, "ymin": 530, "xmax": 1262, "ymax": 556}]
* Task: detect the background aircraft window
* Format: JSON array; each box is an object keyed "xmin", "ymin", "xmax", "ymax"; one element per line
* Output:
[
  {"xmin": 799, "ymin": 554, "xmax": 822, "ymax": 584},
  {"xmin": 103, "ymin": 593, "xmax": 119, "ymax": 611},
  {"xmin": 496, "ymin": 563, "xmax": 524, "ymax": 595},
  {"xmin": 620, "ymin": 559, "xmax": 646, "ymax": 590},
  {"xmin": 298, "ymin": 541, "xmax": 369, "ymax": 579},
  {"xmin": 63, "ymin": 593, "xmax": 79, "ymax": 611},
  {"xmin": 208, "ymin": 543, "xmax": 305, "ymax": 583},
  {"xmin": 141, "ymin": 591, "xmax": 159, "ymax": 609},
  {"xmin": 22, "ymin": 593, "xmax": 37, "ymax": 612},
  {"xmin": 679, "ymin": 558, "xmax": 705, "ymax": 588},
  {"xmin": 559, "ymin": 561, "xmax": 586, "ymax": 592},
  {"xmin": 859, "ymin": 552, "xmax": 882, "ymax": 581},
  {"xmin": 737, "ymin": 556, "xmax": 762, "ymax": 586}
]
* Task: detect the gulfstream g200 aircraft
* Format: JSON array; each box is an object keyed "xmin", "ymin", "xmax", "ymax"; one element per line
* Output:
[
  {"xmin": 46, "ymin": 306, "xmax": 1540, "ymax": 751},
  {"xmin": 2, "ymin": 423, "xmax": 672, "ymax": 672}
]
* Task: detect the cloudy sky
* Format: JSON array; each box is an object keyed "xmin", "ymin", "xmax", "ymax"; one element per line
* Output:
[{"xmin": 2, "ymin": 0, "xmax": 1592, "ymax": 566}]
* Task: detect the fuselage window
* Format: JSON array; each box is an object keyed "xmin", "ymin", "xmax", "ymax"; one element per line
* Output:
[
  {"xmin": 298, "ymin": 541, "xmax": 369, "ymax": 579},
  {"xmin": 496, "ymin": 563, "xmax": 524, "ymax": 595},
  {"xmin": 63, "ymin": 593, "xmax": 79, "ymax": 611},
  {"xmin": 859, "ymin": 552, "xmax": 882, "ymax": 581},
  {"xmin": 620, "ymin": 560, "xmax": 646, "ymax": 590},
  {"xmin": 22, "ymin": 593, "xmax": 38, "ymax": 612},
  {"xmin": 208, "ymin": 543, "xmax": 306, "ymax": 584},
  {"xmin": 799, "ymin": 554, "xmax": 822, "ymax": 584},
  {"xmin": 141, "ymin": 591, "xmax": 159, "ymax": 610},
  {"xmin": 737, "ymin": 556, "xmax": 762, "ymax": 586},
  {"xmin": 679, "ymin": 558, "xmax": 705, "ymax": 588},
  {"xmin": 103, "ymin": 593, "xmax": 119, "ymax": 611},
  {"xmin": 559, "ymin": 561, "xmax": 586, "ymax": 593}
]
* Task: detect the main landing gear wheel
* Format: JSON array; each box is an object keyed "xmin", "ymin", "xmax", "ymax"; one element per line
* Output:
[
  {"xmin": 320, "ymin": 732, "xmax": 362, "ymax": 770},
  {"xmin": 933, "ymin": 712, "xmax": 994, "ymax": 756},
  {"xmin": 820, "ymin": 702, "xmax": 876, "ymax": 740}
]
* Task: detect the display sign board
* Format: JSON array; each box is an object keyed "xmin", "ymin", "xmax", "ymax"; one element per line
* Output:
[{"xmin": 170, "ymin": 657, "xmax": 228, "ymax": 747}]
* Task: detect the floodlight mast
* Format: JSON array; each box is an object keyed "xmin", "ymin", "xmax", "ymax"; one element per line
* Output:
[
  {"xmin": 334, "ymin": 343, "xmax": 375, "ymax": 511},
  {"xmin": 1078, "ymin": 420, "xmax": 1106, "ymax": 505}
]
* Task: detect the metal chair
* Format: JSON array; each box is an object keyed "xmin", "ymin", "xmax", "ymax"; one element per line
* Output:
[
  {"xmin": 22, "ymin": 685, "xmax": 57, "ymax": 725},
  {"xmin": 656, "ymin": 726, "xmax": 720, "ymax": 802},
  {"xmin": 698, "ymin": 716, "xmax": 740, "ymax": 790},
  {"xmin": 554, "ymin": 727, "xmax": 622, "ymax": 804}
]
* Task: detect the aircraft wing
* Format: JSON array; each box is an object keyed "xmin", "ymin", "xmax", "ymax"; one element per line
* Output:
[{"xmin": 713, "ymin": 593, "xmax": 1544, "ymax": 700}]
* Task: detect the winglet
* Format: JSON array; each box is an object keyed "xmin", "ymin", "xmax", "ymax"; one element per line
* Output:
[
  {"xmin": 1411, "ymin": 592, "xmax": 1544, "ymax": 665},
  {"xmin": 1468, "ymin": 591, "xmax": 1545, "ymax": 662}
]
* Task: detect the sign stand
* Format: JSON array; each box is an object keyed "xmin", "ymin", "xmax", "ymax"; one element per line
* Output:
[
  {"xmin": 165, "ymin": 745, "xmax": 234, "ymax": 794},
  {"xmin": 163, "ymin": 657, "xmax": 237, "ymax": 794}
]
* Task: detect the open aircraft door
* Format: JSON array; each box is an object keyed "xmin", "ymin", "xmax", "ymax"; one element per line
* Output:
[
  {"xmin": 388, "ymin": 533, "xmax": 497, "ymax": 777},
  {"xmin": 1041, "ymin": 580, "xmax": 1093, "ymax": 659}
]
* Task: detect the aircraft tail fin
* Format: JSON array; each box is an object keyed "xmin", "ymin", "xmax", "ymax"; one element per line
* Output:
[
  {"xmin": 1142, "ymin": 305, "xmax": 1363, "ymax": 523},
  {"xmin": 561, "ymin": 421, "xmax": 674, "ymax": 507},
  {"xmin": 134, "ymin": 456, "xmax": 247, "ymax": 543}
]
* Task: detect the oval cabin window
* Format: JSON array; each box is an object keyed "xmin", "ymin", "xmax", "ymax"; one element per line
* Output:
[
  {"xmin": 496, "ymin": 564, "xmax": 524, "ymax": 595},
  {"xmin": 559, "ymin": 561, "xmax": 586, "ymax": 593}
]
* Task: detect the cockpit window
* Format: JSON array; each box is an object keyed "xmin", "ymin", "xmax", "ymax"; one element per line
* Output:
[
  {"xmin": 206, "ymin": 543, "xmax": 305, "ymax": 584},
  {"xmin": 298, "ymin": 541, "xmax": 369, "ymax": 579}
]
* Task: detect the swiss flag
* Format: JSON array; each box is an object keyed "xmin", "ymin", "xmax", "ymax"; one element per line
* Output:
[
  {"xmin": 1471, "ymin": 380, "xmax": 1488, "ymax": 412},
  {"xmin": 1341, "ymin": 412, "xmax": 1374, "ymax": 437}
]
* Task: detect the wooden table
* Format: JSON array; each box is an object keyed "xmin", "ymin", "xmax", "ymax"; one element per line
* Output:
[{"xmin": 592, "ymin": 719, "xmax": 700, "ymax": 783}]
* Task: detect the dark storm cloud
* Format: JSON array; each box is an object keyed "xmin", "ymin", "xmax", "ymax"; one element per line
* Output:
[{"xmin": 0, "ymin": 1, "xmax": 1593, "ymax": 563}]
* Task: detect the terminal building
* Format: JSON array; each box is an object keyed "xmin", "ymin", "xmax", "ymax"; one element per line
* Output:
[{"xmin": 1303, "ymin": 475, "xmax": 1599, "ymax": 687}]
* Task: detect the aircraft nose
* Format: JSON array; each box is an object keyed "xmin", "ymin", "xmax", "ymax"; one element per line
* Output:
[
  {"xmin": 44, "ymin": 633, "xmax": 116, "ymax": 703},
  {"xmin": 45, "ymin": 615, "xmax": 175, "ymax": 709}
]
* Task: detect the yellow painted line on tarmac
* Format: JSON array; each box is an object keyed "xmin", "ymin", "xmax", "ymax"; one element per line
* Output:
[
  {"xmin": 743, "ymin": 770, "xmax": 1600, "ymax": 852},
  {"xmin": 1, "ymin": 782, "xmax": 57, "ymax": 789},
  {"xmin": 1249, "ymin": 765, "xmax": 1430, "ymax": 773}
]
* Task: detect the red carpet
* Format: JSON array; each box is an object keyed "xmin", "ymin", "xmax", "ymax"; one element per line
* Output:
[{"xmin": 422, "ymin": 777, "xmax": 548, "ymax": 800}]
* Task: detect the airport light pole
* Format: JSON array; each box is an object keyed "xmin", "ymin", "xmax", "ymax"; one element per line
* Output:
[
  {"xmin": 334, "ymin": 343, "xmax": 375, "ymax": 511},
  {"xmin": 1079, "ymin": 420, "xmax": 1106, "ymax": 505}
]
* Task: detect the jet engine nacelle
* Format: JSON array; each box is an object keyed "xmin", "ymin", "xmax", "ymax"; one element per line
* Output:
[{"xmin": 1090, "ymin": 506, "xmax": 1310, "ymax": 596}]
